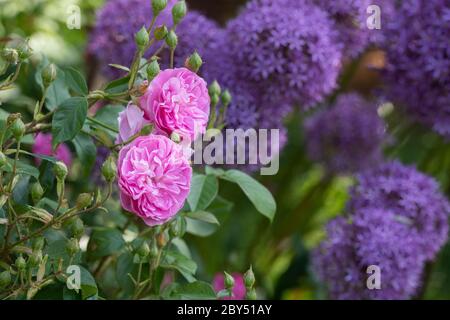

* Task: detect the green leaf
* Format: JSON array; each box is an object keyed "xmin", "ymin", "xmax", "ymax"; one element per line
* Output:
[
  {"xmin": 63, "ymin": 67, "xmax": 88, "ymax": 96},
  {"xmin": 3, "ymin": 159, "xmax": 40, "ymax": 179},
  {"xmin": 221, "ymin": 169, "xmax": 276, "ymax": 221},
  {"xmin": 161, "ymin": 249, "xmax": 197, "ymax": 283},
  {"xmin": 172, "ymin": 281, "xmax": 216, "ymax": 300},
  {"xmin": 72, "ymin": 133, "xmax": 97, "ymax": 177},
  {"xmin": 88, "ymin": 228, "xmax": 125, "ymax": 258},
  {"xmin": 78, "ymin": 265, "xmax": 98, "ymax": 300},
  {"xmin": 186, "ymin": 211, "xmax": 219, "ymax": 225},
  {"xmin": 94, "ymin": 104, "xmax": 124, "ymax": 132},
  {"xmin": 116, "ymin": 251, "xmax": 138, "ymax": 294},
  {"xmin": 187, "ymin": 174, "xmax": 218, "ymax": 211},
  {"xmin": 104, "ymin": 75, "xmax": 130, "ymax": 94},
  {"xmin": 185, "ymin": 218, "xmax": 218, "ymax": 237},
  {"xmin": 52, "ymin": 97, "xmax": 88, "ymax": 147}
]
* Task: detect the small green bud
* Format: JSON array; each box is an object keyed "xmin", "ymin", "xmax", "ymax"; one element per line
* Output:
[
  {"xmin": 71, "ymin": 218, "xmax": 84, "ymax": 238},
  {"xmin": 152, "ymin": 0, "xmax": 168, "ymax": 17},
  {"xmin": 66, "ymin": 238, "xmax": 80, "ymax": 256},
  {"xmin": 1, "ymin": 48, "xmax": 19, "ymax": 64},
  {"xmin": 0, "ymin": 271, "xmax": 11, "ymax": 288},
  {"xmin": 244, "ymin": 266, "xmax": 255, "ymax": 289},
  {"xmin": 53, "ymin": 161, "xmax": 68, "ymax": 181},
  {"xmin": 32, "ymin": 237, "xmax": 45, "ymax": 251},
  {"xmin": 149, "ymin": 241, "xmax": 159, "ymax": 258},
  {"xmin": 172, "ymin": 0, "xmax": 187, "ymax": 25},
  {"xmin": 166, "ymin": 30, "xmax": 178, "ymax": 49},
  {"xmin": 211, "ymin": 94, "xmax": 219, "ymax": 107},
  {"xmin": 31, "ymin": 182, "xmax": 44, "ymax": 204},
  {"xmin": 140, "ymin": 124, "xmax": 154, "ymax": 136},
  {"xmin": 101, "ymin": 156, "xmax": 117, "ymax": 182},
  {"xmin": 146, "ymin": 60, "xmax": 160, "ymax": 80},
  {"xmin": 75, "ymin": 193, "xmax": 92, "ymax": 209},
  {"xmin": 135, "ymin": 26, "xmax": 150, "ymax": 51},
  {"xmin": 28, "ymin": 250, "xmax": 42, "ymax": 268},
  {"xmin": 169, "ymin": 216, "xmax": 186, "ymax": 238},
  {"xmin": 246, "ymin": 288, "xmax": 257, "ymax": 300},
  {"xmin": 15, "ymin": 256, "xmax": 26, "ymax": 271},
  {"xmin": 17, "ymin": 43, "xmax": 32, "ymax": 60},
  {"xmin": 170, "ymin": 132, "xmax": 181, "ymax": 143},
  {"xmin": 154, "ymin": 25, "xmax": 168, "ymax": 40},
  {"xmin": 185, "ymin": 52, "xmax": 202, "ymax": 73},
  {"xmin": 10, "ymin": 118, "xmax": 26, "ymax": 140},
  {"xmin": 41, "ymin": 63, "xmax": 57, "ymax": 88},
  {"xmin": 137, "ymin": 242, "xmax": 150, "ymax": 258},
  {"xmin": 224, "ymin": 272, "xmax": 235, "ymax": 290},
  {"xmin": 221, "ymin": 90, "xmax": 232, "ymax": 106},
  {"xmin": 0, "ymin": 151, "xmax": 7, "ymax": 168},
  {"xmin": 209, "ymin": 80, "xmax": 221, "ymax": 97}
]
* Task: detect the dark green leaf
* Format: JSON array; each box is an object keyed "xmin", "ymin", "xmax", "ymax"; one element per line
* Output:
[
  {"xmin": 104, "ymin": 76, "xmax": 130, "ymax": 95},
  {"xmin": 94, "ymin": 104, "xmax": 124, "ymax": 132},
  {"xmin": 88, "ymin": 228, "xmax": 125, "ymax": 258},
  {"xmin": 4, "ymin": 159, "xmax": 40, "ymax": 179},
  {"xmin": 221, "ymin": 170, "xmax": 276, "ymax": 221},
  {"xmin": 52, "ymin": 97, "xmax": 88, "ymax": 147},
  {"xmin": 171, "ymin": 281, "xmax": 216, "ymax": 300},
  {"xmin": 64, "ymin": 67, "xmax": 88, "ymax": 96},
  {"xmin": 161, "ymin": 249, "xmax": 197, "ymax": 283},
  {"xmin": 78, "ymin": 265, "xmax": 98, "ymax": 300},
  {"xmin": 72, "ymin": 133, "xmax": 97, "ymax": 177},
  {"xmin": 186, "ymin": 211, "xmax": 219, "ymax": 225},
  {"xmin": 187, "ymin": 174, "xmax": 218, "ymax": 211},
  {"xmin": 185, "ymin": 218, "xmax": 218, "ymax": 237}
]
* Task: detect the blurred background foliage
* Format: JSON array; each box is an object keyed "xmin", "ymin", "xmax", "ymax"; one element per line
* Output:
[{"xmin": 1, "ymin": 0, "xmax": 449, "ymax": 300}]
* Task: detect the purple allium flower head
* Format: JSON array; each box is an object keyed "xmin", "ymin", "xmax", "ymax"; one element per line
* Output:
[
  {"xmin": 348, "ymin": 161, "xmax": 450, "ymax": 261},
  {"xmin": 314, "ymin": 162, "xmax": 450, "ymax": 299},
  {"xmin": 304, "ymin": 93, "xmax": 386, "ymax": 174},
  {"xmin": 224, "ymin": 0, "xmax": 342, "ymax": 108},
  {"xmin": 382, "ymin": 0, "xmax": 450, "ymax": 136},
  {"xmin": 89, "ymin": 0, "xmax": 175, "ymax": 78}
]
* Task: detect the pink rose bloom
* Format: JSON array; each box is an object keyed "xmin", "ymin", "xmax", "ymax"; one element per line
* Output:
[
  {"xmin": 116, "ymin": 103, "xmax": 149, "ymax": 144},
  {"xmin": 140, "ymin": 68, "xmax": 210, "ymax": 142},
  {"xmin": 32, "ymin": 133, "xmax": 72, "ymax": 168},
  {"xmin": 118, "ymin": 134, "xmax": 192, "ymax": 226},
  {"xmin": 213, "ymin": 273, "xmax": 246, "ymax": 300}
]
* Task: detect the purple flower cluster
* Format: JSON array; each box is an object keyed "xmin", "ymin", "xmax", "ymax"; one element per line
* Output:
[
  {"xmin": 313, "ymin": 162, "xmax": 450, "ymax": 299},
  {"xmin": 382, "ymin": 0, "xmax": 450, "ymax": 136},
  {"xmin": 223, "ymin": 0, "xmax": 342, "ymax": 109},
  {"xmin": 304, "ymin": 93, "xmax": 386, "ymax": 174}
]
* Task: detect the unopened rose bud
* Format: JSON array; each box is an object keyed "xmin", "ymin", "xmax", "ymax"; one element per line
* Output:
[
  {"xmin": 244, "ymin": 266, "xmax": 255, "ymax": 289},
  {"xmin": 135, "ymin": 26, "xmax": 149, "ymax": 51},
  {"xmin": 101, "ymin": 156, "xmax": 117, "ymax": 182},
  {"xmin": 186, "ymin": 52, "xmax": 202, "ymax": 73},
  {"xmin": 224, "ymin": 272, "xmax": 234, "ymax": 290},
  {"xmin": 221, "ymin": 90, "xmax": 232, "ymax": 106},
  {"xmin": 0, "ymin": 271, "xmax": 11, "ymax": 288},
  {"xmin": 0, "ymin": 151, "xmax": 7, "ymax": 168},
  {"xmin": 152, "ymin": 0, "xmax": 168, "ymax": 17},
  {"xmin": 166, "ymin": 30, "xmax": 178, "ymax": 49},
  {"xmin": 31, "ymin": 182, "xmax": 44, "ymax": 204},
  {"xmin": 154, "ymin": 25, "xmax": 168, "ymax": 40},
  {"xmin": 246, "ymin": 288, "xmax": 257, "ymax": 300},
  {"xmin": 1, "ymin": 48, "xmax": 19, "ymax": 64},
  {"xmin": 28, "ymin": 250, "xmax": 42, "ymax": 268},
  {"xmin": 209, "ymin": 81, "xmax": 221, "ymax": 97},
  {"xmin": 71, "ymin": 218, "xmax": 84, "ymax": 238},
  {"xmin": 10, "ymin": 118, "xmax": 26, "ymax": 140},
  {"xmin": 170, "ymin": 132, "xmax": 181, "ymax": 143},
  {"xmin": 75, "ymin": 193, "xmax": 92, "ymax": 209},
  {"xmin": 172, "ymin": 0, "xmax": 187, "ymax": 25},
  {"xmin": 41, "ymin": 63, "xmax": 57, "ymax": 88},
  {"xmin": 15, "ymin": 256, "xmax": 26, "ymax": 271},
  {"xmin": 149, "ymin": 241, "xmax": 158, "ymax": 258},
  {"xmin": 66, "ymin": 238, "xmax": 80, "ymax": 256},
  {"xmin": 156, "ymin": 231, "xmax": 168, "ymax": 248},
  {"xmin": 137, "ymin": 242, "xmax": 150, "ymax": 258},
  {"xmin": 146, "ymin": 60, "xmax": 160, "ymax": 80},
  {"xmin": 32, "ymin": 237, "xmax": 45, "ymax": 251},
  {"xmin": 53, "ymin": 161, "xmax": 68, "ymax": 181},
  {"xmin": 169, "ymin": 216, "xmax": 186, "ymax": 238},
  {"xmin": 211, "ymin": 94, "xmax": 219, "ymax": 107}
]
